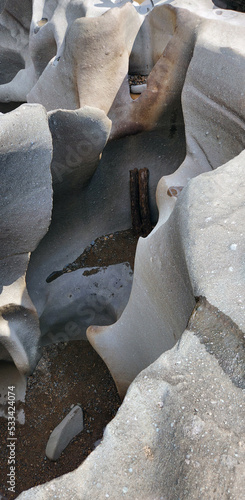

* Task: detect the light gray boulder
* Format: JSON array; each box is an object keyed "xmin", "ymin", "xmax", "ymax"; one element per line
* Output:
[
  {"xmin": 0, "ymin": 0, "xmax": 118, "ymax": 102},
  {"xmin": 29, "ymin": 0, "xmax": 119, "ymax": 82},
  {"xmin": 46, "ymin": 405, "xmax": 84, "ymax": 461},
  {"xmin": 27, "ymin": 3, "xmax": 143, "ymax": 112},
  {"xmin": 157, "ymin": 5, "xmax": 245, "ymax": 221},
  {"xmin": 177, "ymin": 149, "xmax": 245, "ymax": 334},
  {"xmin": 0, "ymin": 103, "xmax": 52, "ymax": 377},
  {"xmin": 0, "ymin": 0, "xmax": 34, "ymax": 99},
  {"xmin": 48, "ymin": 105, "xmax": 111, "ymax": 193}
]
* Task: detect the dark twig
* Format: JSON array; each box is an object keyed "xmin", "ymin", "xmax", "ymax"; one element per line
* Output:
[
  {"xmin": 130, "ymin": 168, "xmax": 141, "ymax": 236},
  {"xmin": 138, "ymin": 168, "xmax": 152, "ymax": 237}
]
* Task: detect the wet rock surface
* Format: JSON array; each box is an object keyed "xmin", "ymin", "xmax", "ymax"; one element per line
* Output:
[{"xmin": 46, "ymin": 228, "xmax": 139, "ymax": 283}]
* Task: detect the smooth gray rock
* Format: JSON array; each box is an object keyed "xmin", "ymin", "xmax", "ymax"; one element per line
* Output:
[
  {"xmin": 0, "ymin": 0, "xmax": 7, "ymax": 14},
  {"xmin": 46, "ymin": 405, "xmax": 84, "ymax": 461},
  {"xmin": 39, "ymin": 263, "xmax": 133, "ymax": 346},
  {"xmin": 177, "ymin": 149, "xmax": 245, "ymax": 333},
  {"xmin": 48, "ymin": 105, "xmax": 111, "ymax": 194},
  {"xmin": 0, "ymin": 103, "xmax": 53, "ymax": 374},
  {"xmin": 0, "ymin": 0, "xmax": 33, "ymax": 96},
  {"xmin": 130, "ymin": 84, "xmax": 147, "ymax": 94},
  {"xmin": 0, "ymin": 104, "xmax": 52, "ymax": 273},
  {"xmin": 4, "ymin": 2, "xmax": 245, "ymax": 498},
  {"xmin": 154, "ymin": 4, "xmax": 245, "ymax": 224}
]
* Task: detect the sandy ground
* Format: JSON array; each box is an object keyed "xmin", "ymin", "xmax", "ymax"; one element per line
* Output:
[{"xmin": 0, "ymin": 340, "xmax": 121, "ymax": 499}]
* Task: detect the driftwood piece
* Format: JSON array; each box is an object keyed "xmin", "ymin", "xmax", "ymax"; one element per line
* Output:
[
  {"xmin": 129, "ymin": 168, "xmax": 152, "ymax": 237},
  {"xmin": 130, "ymin": 168, "xmax": 141, "ymax": 235},
  {"xmin": 138, "ymin": 168, "xmax": 152, "ymax": 237}
]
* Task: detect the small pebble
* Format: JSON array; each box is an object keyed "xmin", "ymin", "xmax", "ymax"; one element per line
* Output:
[{"xmin": 130, "ymin": 84, "xmax": 147, "ymax": 94}]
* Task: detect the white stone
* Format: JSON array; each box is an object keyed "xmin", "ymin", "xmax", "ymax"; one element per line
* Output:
[
  {"xmin": 130, "ymin": 84, "xmax": 147, "ymax": 94},
  {"xmin": 46, "ymin": 405, "xmax": 84, "ymax": 461}
]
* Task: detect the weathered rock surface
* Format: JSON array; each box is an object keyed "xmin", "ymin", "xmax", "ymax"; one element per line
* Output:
[
  {"xmin": 0, "ymin": 104, "xmax": 53, "ymax": 424},
  {"xmin": 87, "ymin": 202, "xmax": 196, "ymax": 397},
  {"xmin": 22, "ymin": 3, "xmax": 188, "ymax": 352},
  {"xmin": 156, "ymin": 4, "xmax": 245, "ymax": 223},
  {"xmin": 0, "ymin": 0, "xmax": 7, "ymax": 14},
  {"xmin": 188, "ymin": 297, "xmax": 245, "ymax": 390},
  {"xmin": 0, "ymin": 0, "xmax": 33, "ymax": 98},
  {"xmin": 46, "ymin": 405, "xmax": 84, "ymax": 461},
  {"xmin": 177, "ymin": 150, "xmax": 245, "ymax": 333},
  {"xmin": 1, "ymin": 0, "xmax": 245, "ymax": 497},
  {"xmin": 28, "ymin": 3, "xmax": 143, "ymax": 114},
  {"xmin": 26, "ymin": 116, "xmax": 184, "ymax": 346},
  {"xmin": 17, "ymin": 330, "xmax": 245, "ymax": 499},
  {"xmin": 0, "ymin": 0, "xmax": 112, "ymax": 102},
  {"xmin": 0, "ymin": 104, "xmax": 52, "ymax": 423},
  {"xmin": 39, "ymin": 263, "xmax": 133, "ymax": 346},
  {"xmin": 0, "ymin": 104, "xmax": 52, "ymax": 393},
  {"xmin": 25, "ymin": 1, "xmax": 198, "ymax": 141},
  {"xmin": 48, "ymin": 105, "xmax": 111, "ymax": 193},
  {"xmin": 6, "ymin": 1, "xmax": 245, "ymax": 364},
  {"xmin": 88, "ymin": 149, "xmax": 245, "ymax": 397}
]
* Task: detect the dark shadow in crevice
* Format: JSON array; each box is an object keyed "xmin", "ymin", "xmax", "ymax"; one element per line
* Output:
[
  {"xmin": 0, "ymin": 101, "xmax": 26, "ymax": 113},
  {"xmin": 212, "ymin": 0, "xmax": 245, "ymax": 11},
  {"xmin": 0, "ymin": 49, "xmax": 25, "ymax": 85}
]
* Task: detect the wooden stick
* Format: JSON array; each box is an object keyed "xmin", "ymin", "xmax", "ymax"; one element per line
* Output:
[
  {"xmin": 130, "ymin": 168, "xmax": 141, "ymax": 235},
  {"xmin": 138, "ymin": 168, "xmax": 152, "ymax": 237}
]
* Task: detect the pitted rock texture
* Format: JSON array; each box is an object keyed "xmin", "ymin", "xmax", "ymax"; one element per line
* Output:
[
  {"xmin": 177, "ymin": 149, "xmax": 245, "ymax": 333},
  {"xmin": 188, "ymin": 297, "xmax": 245, "ymax": 390}
]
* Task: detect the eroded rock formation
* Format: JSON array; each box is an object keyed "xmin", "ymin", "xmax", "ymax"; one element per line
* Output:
[
  {"xmin": 88, "ymin": 150, "xmax": 245, "ymax": 396},
  {"xmin": 0, "ymin": 103, "xmax": 52, "ymax": 417},
  {"xmin": 0, "ymin": 0, "xmax": 244, "ymax": 497}
]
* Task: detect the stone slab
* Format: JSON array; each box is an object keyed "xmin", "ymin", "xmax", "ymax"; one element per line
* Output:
[{"xmin": 46, "ymin": 405, "xmax": 84, "ymax": 461}]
